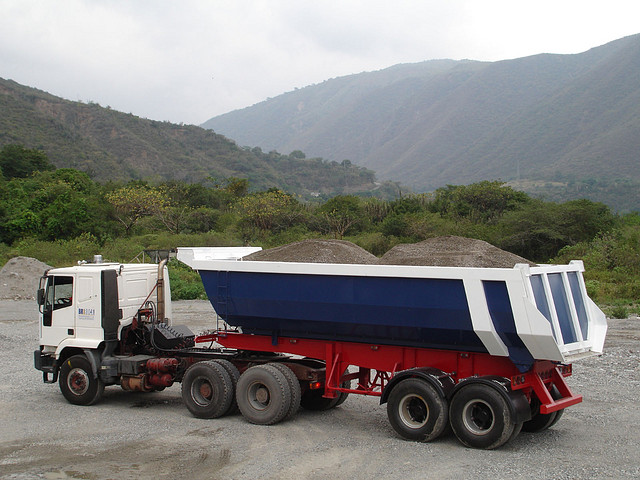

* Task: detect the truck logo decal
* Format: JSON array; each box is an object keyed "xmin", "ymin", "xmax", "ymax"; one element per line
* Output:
[{"xmin": 78, "ymin": 308, "xmax": 96, "ymax": 319}]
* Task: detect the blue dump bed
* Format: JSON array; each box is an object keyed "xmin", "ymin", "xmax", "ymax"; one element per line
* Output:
[{"xmin": 177, "ymin": 247, "xmax": 607, "ymax": 372}]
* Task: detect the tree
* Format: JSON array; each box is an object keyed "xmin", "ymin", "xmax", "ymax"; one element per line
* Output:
[
  {"xmin": 225, "ymin": 177, "xmax": 249, "ymax": 197},
  {"xmin": 234, "ymin": 189, "xmax": 303, "ymax": 232},
  {"xmin": 0, "ymin": 144, "xmax": 56, "ymax": 179},
  {"xmin": 105, "ymin": 186, "xmax": 167, "ymax": 235},
  {"xmin": 431, "ymin": 181, "xmax": 529, "ymax": 222},
  {"xmin": 497, "ymin": 198, "xmax": 615, "ymax": 261},
  {"xmin": 0, "ymin": 169, "xmax": 99, "ymax": 243},
  {"xmin": 184, "ymin": 207, "xmax": 220, "ymax": 233},
  {"xmin": 559, "ymin": 199, "xmax": 616, "ymax": 244},
  {"xmin": 381, "ymin": 213, "xmax": 410, "ymax": 237},
  {"xmin": 317, "ymin": 195, "xmax": 365, "ymax": 239}
]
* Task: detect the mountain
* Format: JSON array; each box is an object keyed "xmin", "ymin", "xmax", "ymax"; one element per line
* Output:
[
  {"xmin": 0, "ymin": 78, "xmax": 388, "ymax": 198},
  {"xmin": 202, "ymin": 35, "xmax": 640, "ymax": 200}
]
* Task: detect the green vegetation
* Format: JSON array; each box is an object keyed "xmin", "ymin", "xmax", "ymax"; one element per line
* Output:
[
  {"xmin": 0, "ymin": 144, "xmax": 56, "ymax": 178},
  {"xmin": 1, "ymin": 153, "xmax": 637, "ymax": 313},
  {"xmin": 551, "ymin": 214, "xmax": 640, "ymax": 317}
]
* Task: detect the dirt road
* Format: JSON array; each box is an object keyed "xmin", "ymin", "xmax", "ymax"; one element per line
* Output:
[{"xmin": 1, "ymin": 300, "xmax": 639, "ymax": 479}]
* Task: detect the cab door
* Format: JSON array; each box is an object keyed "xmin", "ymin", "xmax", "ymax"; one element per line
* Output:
[{"xmin": 40, "ymin": 275, "xmax": 76, "ymax": 348}]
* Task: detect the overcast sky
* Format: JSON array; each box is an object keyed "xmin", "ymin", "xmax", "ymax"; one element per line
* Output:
[{"xmin": 1, "ymin": 0, "xmax": 638, "ymax": 125}]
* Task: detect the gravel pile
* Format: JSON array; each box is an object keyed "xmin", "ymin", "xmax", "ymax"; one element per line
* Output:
[
  {"xmin": 0, "ymin": 256, "xmax": 51, "ymax": 300},
  {"xmin": 244, "ymin": 239, "xmax": 378, "ymax": 264},
  {"xmin": 246, "ymin": 237, "xmax": 535, "ymax": 268},
  {"xmin": 378, "ymin": 236, "xmax": 536, "ymax": 268}
]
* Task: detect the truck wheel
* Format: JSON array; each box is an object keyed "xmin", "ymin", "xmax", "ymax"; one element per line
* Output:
[
  {"xmin": 386, "ymin": 378, "xmax": 448, "ymax": 442},
  {"xmin": 449, "ymin": 384, "xmax": 516, "ymax": 449},
  {"xmin": 548, "ymin": 408, "xmax": 564, "ymax": 428},
  {"xmin": 301, "ymin": 390, "xmax": 336, "ymax": 410},
  {"xmin": 522, "ymin": 409, "xmax": 558, "ymax": 433},
  {"xmin": 522, "ymin": 386, "xmax": 563, "ymax": 433},
  {"xmin": 59, "ymin": 354, "xmax": 105, "ymax": 406},
  {"xmin": 268, "ymin": 363, "xmax": 301, "ymax": 419},
  {"xmin": 182, "ymin": 361, "xmax": 234, "ymax": 419},
  {"xmin": 334, "ymin": 375, "xmax": 351, "ymax": 407},
  {"xmin": 300, "ymin": 372, "xmax": 350, "ymax": 411},
  {"xmin": 237, "ymin": 364, "xmax": 291, "ymax": 425},
  {"xmin": 210, "ymin": 359, "xmax": 240, "ymax": 414}
]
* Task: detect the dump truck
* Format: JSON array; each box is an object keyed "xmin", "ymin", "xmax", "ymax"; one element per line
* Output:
[{"xmin": 34, "ymin": 247, "xmax": 607, "ymax": 449}]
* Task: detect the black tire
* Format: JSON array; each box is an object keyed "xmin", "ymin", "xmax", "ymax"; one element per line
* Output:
[
  {"xmin": 59, "ymin": 354, "xmax": 105, "ymax": 406},
  {"xmin": 300, "ymin": 372, "xmax": 350, "ymax": 411},
  {"xmin": 386, "ymin": 378, "xmax": 448, "ymax": 442},
  {"xmin": 548, "ymin": 407, "xmax": 564, "ymax": 428},
  {"xmin": 449, "ymin": 384, "xmax": 517, "ymax": 449},
  {"xmin": 268, "ymin": 363, "xmax": 301, "ymax": 420},
  {"xmin": 300, "ymin": 388, "xmax": 345, "ymax": 411},
  {"xmin": 522, "ymin": 409, "xmax": 558, "ymax": 433},
  {"xmin": 181, "ymin": 361, "xmax": 234, "ymax": 419},
  {"xmin": 522, "ymin": 385, "xmax": 564, "ymax": 433},
  {"xmin": 237, "ymin": 364, "xmax": 291, "ymax": 425},
  {"xmin": 334, "ymin": 375, "xmax": 351, "ymax": 407},
  {"xmin": 210, "ymin": 359, "xmax": 241, "ymax": 414},
  {"xmin": 509, "ymin": 421, "xmax": 524, "ymax": 443}
]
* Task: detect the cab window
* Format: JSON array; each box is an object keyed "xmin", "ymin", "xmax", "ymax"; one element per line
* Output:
[{"xmin": 46, "ymin": 276, "xmax": 74, "ymax": 310}]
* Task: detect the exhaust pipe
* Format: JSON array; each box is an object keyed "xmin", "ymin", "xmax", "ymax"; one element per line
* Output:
[{"xmin": 157, "ymin": 258, "xmax": 168, "ymax": 323}]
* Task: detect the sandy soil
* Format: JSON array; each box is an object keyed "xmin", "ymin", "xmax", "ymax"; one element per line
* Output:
[{"xmin": 1, "ymin": 300, "xmax": 639, "ymax": 480}]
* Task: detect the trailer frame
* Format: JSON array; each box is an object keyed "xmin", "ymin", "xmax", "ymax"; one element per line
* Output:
[{"xmin": 196, "ymin": 330, "xmax": 581, "ymax": 413}]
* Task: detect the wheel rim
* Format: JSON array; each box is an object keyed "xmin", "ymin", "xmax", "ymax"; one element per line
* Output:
[
  {"xmin": 398, "ymin": 394, "xmax": 429, "ymax": 429},
  {"xmin": 462, "ymin": 399, "xmax": 495, "ymax": 435},
  {"xmin": 191, "ymin": 376, "xmax": 213, "ymax": 407},
  {"xmin": 247, "ymin": 382, "xmax": 270, "ymax": 411},
  {"xmin": 67, "ymin": 368, "xmax": 89, "ymax": 396}
]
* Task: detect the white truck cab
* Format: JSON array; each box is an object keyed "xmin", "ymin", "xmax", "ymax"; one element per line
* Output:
[{"xmin": 37, "ymin": 259, "xmax": 171, "ymax": 359}]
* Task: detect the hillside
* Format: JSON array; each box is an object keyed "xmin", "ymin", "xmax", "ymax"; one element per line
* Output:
[
  {"xmin": 0, "ymin": 78, "xmax": 387, "ymax": 198},
  {"xmin": 203, "ymin": 34, "xmax": 640, "ymax": 206}
]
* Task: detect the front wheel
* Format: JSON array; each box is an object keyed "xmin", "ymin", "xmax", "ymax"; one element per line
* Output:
[
  {"xmin": 449, "ymin": 384, "xmax": 517, "ymax": 449},
  {"xmin": 59, "ymin": 354, "xmax": 104, "ymax": 406},
  {"xmin": 386, "ymin": 378, "xmax": 448, "ymax": 442}
]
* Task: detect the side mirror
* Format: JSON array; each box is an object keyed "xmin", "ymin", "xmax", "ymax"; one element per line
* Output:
[{"xmin": 37, "ymin": 288, "xmax": 45, "ymax": 306}]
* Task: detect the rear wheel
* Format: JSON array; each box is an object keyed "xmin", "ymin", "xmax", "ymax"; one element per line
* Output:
[
  {"xmin": 237, "ymin": 364, "xmax": 291, "ymax": 425},
  {"xmin": 449, "ymin": 384, "xmax": 516, "ymax": 449},
  {"xmin": 300, "ymin": 371, "xmax": 350, "ymax": 411},
  {"xmin": 268, "ymin": 363, "xmax": 301, "ymax": 420},
  {"xmin": 548, "ymin": 408, "xmax": 564, "ymax": 428},
  {"xmin": 210, "ymin": 359, "xmax": 240, "ymax": 414},
  {"xmin": 59, "ymin": 355, "xmax": 104, "ymax": 406},
  {"xmin": 181, "ymin": 361, "xmax": 234, "ymax": 418},
  {"xmin": 522, "ymin": 386, "xmax": 564, "ymax": 433},
  {"xmin": 386, "ymin": 378, "xmax": 448, "ymax": 442},
  {"xmin": 522, "ymin": 409, "xmax": 558, "ymax": 433}
]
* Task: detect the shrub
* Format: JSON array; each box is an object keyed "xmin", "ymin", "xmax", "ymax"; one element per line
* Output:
[
  {"xmin": 608, "ymin": 305, "xmax": 628, "ymax": 319},
  {"xmin": 168, "ymin": 260, "xmax": 206, "ymax": 300}
]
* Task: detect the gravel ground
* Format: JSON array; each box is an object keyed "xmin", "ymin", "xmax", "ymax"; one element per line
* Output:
[{"xmin": 1, "ymin": 299, "xmax": 639, "ymax": 480}]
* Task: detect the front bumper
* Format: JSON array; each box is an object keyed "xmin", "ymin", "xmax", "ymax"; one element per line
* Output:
[{"xmin": 34, "ymin": 349, "xmax": 58, "ymax": 383}]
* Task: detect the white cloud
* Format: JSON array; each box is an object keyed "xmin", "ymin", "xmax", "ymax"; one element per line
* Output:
[{"xmin": 0, "ymin": 0, "xmax": 638, "ymax": 124}]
